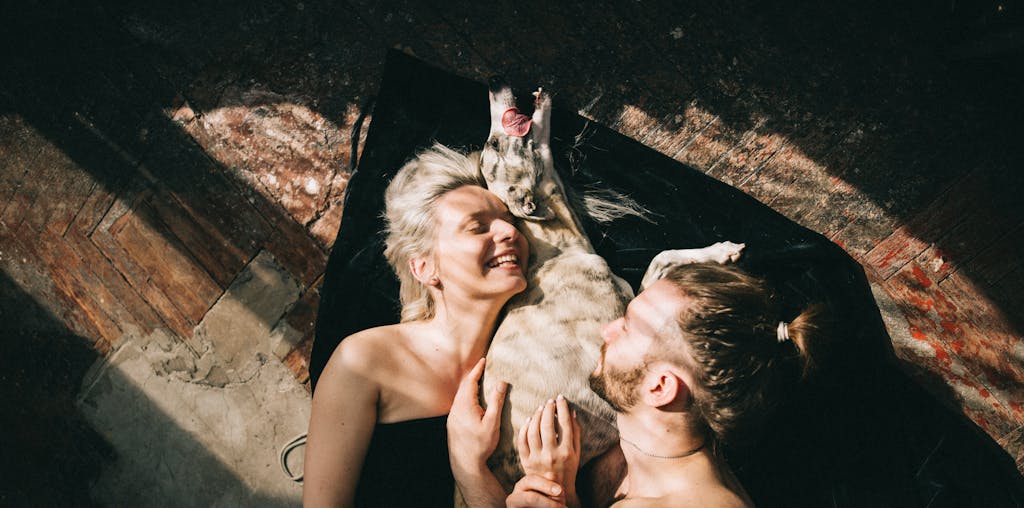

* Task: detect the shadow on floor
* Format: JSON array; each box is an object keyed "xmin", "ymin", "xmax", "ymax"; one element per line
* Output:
[{"xmin": 0, "ymin": 270, "xmax": 299, "ymax": 506}]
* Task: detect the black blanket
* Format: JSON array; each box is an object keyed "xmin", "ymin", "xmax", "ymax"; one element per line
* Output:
[{"xmin": 311, "ymin": 51, "xmax": 1023, "ymax": 508}]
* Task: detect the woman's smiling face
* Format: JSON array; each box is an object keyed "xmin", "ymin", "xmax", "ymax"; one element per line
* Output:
[{"xmin": 429, "ymin": 185, "xmax": 529, "ymax": 300}]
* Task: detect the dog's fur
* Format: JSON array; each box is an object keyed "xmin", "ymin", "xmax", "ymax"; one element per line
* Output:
[
  {"xmin": 476, "ymin": 81, "xmax": 744, "ymax": 491},
  {"xmin": 479, "ymin": 83, "xmax": 627, "ymax": 489}
]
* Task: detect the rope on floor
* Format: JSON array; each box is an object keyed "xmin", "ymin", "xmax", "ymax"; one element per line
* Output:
[{"xmin": 279, "ymin": 432, "xmax": 307, "ymax": 483}]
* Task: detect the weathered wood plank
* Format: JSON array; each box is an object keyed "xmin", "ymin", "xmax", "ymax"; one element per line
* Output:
[
  {"xmin": 275, "ymin": 277, "xmax": 322, "ymax": 386},
  {"xmin": 139, "ymin": 122, "xmax": 273, "ymax": 259},
  {"xmin": 282, "ymin": 276, "xmax": 321, "ymax": 336},
  {"xmin": 63, "ymin": 225, "xmax": 166, "ymax": 335},
  {"xmin": 634, "ymin": 101, "xmax": 719, "ymax": 163},
  {"xmin": 992, "ymin": 267, "xmax": 1024, "ymax": 333},
  {"xmin": 955, "ymin": 222, "xmax": 1024, "ymax": 287},
  {"xmin": 13, "ymin": 224, "xmax": 123, "ymax": 346},
  {"xmin": 0, "ymin": 142, "xmax": 47, "ymax": 231},
  {"xmin": 90, "ymin": 224, "xmax": 197, "ymax": 340},
  {"xmin": 111, "ymin": 200, "xmax": 222, "ymax": 323},
  {"xmin": 0, "ymin": 115, "xmax": 41, "ymax": 221},
  {"xmin": 736, "ymin": 115, "xmax": 852, "ymax": 209},
  {"xmin": 914, "ymin": 211, "xmax": 1021, "ymax": 284},
  {"xmin": 90, "ymin": 191, "xmax": 208, "ymax": 340},
  {"xmin": 261, "ymin": 213, "xmax": 327, "ymax": 289},
  {"xmin": 886, "ymin": 262, "xmax": 1024, "ymax": 426},
  {"xmin": 706, "ymin": 122, "xmax": 786, "ymax": 187},
  {"xmin": 939, "ymin": 270, "xmax": 1021, "ymax": 365},
  {"xmin": 71, "ymin": 180, "xmax": 119, "ymax": 234},
  {"xmin": 146, "ymin": 187, "xmax": 252, "ymax": 289},
  {"xmin": 768, "ymin": 125, "xmax": 872, "ymax": 236},
  {"xmin": 880, "ymin": 271, "xmax": 1020, "ymax": 435},
  {"xmin": 829, "ymin": 214, "xmax": 901, "ymax": 259},
  {"xmin": 165, "ymin": 103, "xmax": 331, "ymax": 289},
  {"xmin": 37, "ymin": 145, "xmax": 100, "ymax": 235},
  {"xmin": 670, "ymin": 117, "xmax": 744, "ymax": 173},
  {"xmin": 282, "ymin": 335, "xmax": 314, "ymax": 387},
  {"xmin": 862, "ymin": 168, "xmax": 997, "ymax": 279},
  {"xmin": 0, "ymin": 222, "xmax": 105, "ymax": 344},
  {"xmin": 862, "ymin": 225, "xmax": 926, "ymax": 280},
  {"xmin": 821, "ymin": 126, "xmax": 966, "ymax": 234}
]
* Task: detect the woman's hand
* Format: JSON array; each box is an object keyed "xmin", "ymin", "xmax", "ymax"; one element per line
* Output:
[
  {"xmin": 517, "ymin": 395, "xmax": 581, "ymax": 507},
  {"xmin": 506, "ymin": 475, "xmax": 568, "ymax": 508},
  {"xmin": 447, "ymin": 357, "xmax": 507, "ymax": 474}
]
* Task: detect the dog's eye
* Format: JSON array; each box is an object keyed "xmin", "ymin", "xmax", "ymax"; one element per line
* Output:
[{"xmin": 489, "ymin": 137, "xmax": 501, "ymax": 150}]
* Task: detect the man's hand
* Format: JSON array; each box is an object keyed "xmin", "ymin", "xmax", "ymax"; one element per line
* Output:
[
  {"xmin": 517, "ymin": 395, "xmax": 581, "ymax": 507},
  {"xmin": 447, "ymin": 358, "xmax": 507, "ymax": 470},
  {"xmin": 506, "ymin": 475, "xmax": 568, "ymax": 508}
]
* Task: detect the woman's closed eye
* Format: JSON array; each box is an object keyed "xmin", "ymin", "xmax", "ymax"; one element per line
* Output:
[{"xmin": 463, "ymin": 221, "xmax": 487, "ymax": 234}]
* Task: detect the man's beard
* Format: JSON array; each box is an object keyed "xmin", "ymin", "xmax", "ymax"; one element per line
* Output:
[{"xmin": 589, "ymin": 346, "xmax": 647, "ymax": 413}]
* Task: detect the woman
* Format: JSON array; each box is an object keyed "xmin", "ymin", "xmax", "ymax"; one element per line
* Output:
[
  {"xmin": 507, "ymin": 262, "xmax": 828, "ymax": 507},
  {"xmin": 303, "ymin": 144, "xmax": 529, "ymax": 507}
]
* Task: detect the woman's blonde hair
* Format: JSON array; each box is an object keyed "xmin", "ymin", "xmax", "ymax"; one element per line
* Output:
[{"xmin": 383, "ymin": 143, "xmax": 486, "ymax": 322}]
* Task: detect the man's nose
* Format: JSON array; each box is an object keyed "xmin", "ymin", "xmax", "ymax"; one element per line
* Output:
[{"xmin": 601, "ymin": 319, "xmax": 622, "ymax": 343}]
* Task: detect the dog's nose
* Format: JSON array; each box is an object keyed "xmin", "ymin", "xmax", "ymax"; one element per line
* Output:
[{"xmin": 488, "ymin": 76, "xmax": 510, "ymax": 93}]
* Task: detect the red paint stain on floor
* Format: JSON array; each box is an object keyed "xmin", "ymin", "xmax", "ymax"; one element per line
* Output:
[
  {"xmin": 933, "ymin": 290, "xmax": 958, "ymax": 321},
  {"xmin": 931, "ymin": 343, "xmax": 951, "ymax": 363},
  {"xmin": 911, "ymin": 264, "xmax": 933, "ymax": 288},
  {"xmin": 909, "ymin": 294, "xmax": 934, "ymax": 312},
  {"xmin": 940, "ymin": 320, "xmax": 963, "ymax": 334},
  {"xmin": 875, "ymin": 248, "xmax": 901, "ymax": 269}
]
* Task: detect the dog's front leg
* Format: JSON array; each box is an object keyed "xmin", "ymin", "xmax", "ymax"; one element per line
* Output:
[
  {"xmin": 640, "ymin": 241, "xmax": 745, "ymax": 291},
  {"xmin": 530, "ymin": 88, "xmax": 551, "ymax": 149}
]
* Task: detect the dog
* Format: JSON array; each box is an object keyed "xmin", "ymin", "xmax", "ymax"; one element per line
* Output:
[{"xmin": 476, "ymin": 79, "xmax": 744, "ymax": 493}]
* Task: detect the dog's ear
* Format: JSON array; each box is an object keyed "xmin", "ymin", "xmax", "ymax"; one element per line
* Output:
[{"xmin": 467, "ymin": 150, "xmax": 481, "ymax": 168}]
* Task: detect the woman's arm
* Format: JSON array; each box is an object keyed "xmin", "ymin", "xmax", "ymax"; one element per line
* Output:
[
  {"xmin": 447, "ymin": 358, "xmax": 509, "ymax": 508},
  {"xmin": 303, "ymin": 338, "xmax": 380, "ymax": 508}
]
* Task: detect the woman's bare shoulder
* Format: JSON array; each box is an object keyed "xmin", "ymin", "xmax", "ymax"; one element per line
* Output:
[{"xmin": 321, "ymin": 323, "xmax": 423, "ymax": 379}]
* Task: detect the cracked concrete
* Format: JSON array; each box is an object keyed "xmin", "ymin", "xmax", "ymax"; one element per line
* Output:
[{"xmin": 76, "ymin": 251, "xmax": 309, "ymax": 506}]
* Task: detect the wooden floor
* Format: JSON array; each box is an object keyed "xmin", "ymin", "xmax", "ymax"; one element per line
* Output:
[{"xmin": 2, "ymin": 0, "xmax": 1022, "ymax": 482}]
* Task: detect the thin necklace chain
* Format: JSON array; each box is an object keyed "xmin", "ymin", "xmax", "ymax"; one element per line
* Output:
[{"xmin": 619, "ymin": 435, "xmax": 706, "ymax": 459}]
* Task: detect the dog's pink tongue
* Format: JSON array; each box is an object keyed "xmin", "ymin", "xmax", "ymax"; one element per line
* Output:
[{"xmin": 501, "ymin": 107, "xmax": 532, "ymax": 137}]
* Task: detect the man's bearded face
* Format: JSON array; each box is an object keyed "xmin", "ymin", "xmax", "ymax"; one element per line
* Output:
[{"xmin": 589, "ymin": 343, "xmax": 647, "ymax": 413}]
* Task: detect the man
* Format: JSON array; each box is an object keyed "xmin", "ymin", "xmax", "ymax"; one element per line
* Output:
[{"xmin": 509, "ymin": 262, "xmax": 820, "ymax": 507}]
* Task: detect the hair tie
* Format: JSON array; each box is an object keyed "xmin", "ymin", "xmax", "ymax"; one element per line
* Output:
[{"xmin": 776, "ymin": 321, "xmax": 790, "ymax": 343}]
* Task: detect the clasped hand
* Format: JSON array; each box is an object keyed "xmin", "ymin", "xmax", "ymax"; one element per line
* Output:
[{"xmin": 507, "ymin": 395, "xmax": 581, "ymax": 508}]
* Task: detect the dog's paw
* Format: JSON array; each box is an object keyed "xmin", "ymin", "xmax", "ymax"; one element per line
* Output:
[
  {"xmin": 705, "ymin": 241, "xmax": 745, "ymax": 264},
  {"xmin": 640, "ymin": 250, "xmax": 680, "ymax": 291},
  {"xmin": 532, "ymin": 87, "xmax": 551, "ymax": 109},
  {"xmin": 639, "ymin": 242, "xmax": 745, "ymax": 290}
]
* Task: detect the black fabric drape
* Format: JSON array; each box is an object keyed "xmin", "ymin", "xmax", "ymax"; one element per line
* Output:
[{"xmin": 310, "ymin": 51, "xmax": 1024, "ymax": 508}]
